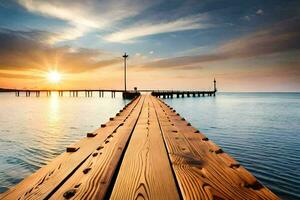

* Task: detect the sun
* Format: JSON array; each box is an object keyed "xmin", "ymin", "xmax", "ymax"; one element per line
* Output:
[{"xmin": 47, "ymin": 71, "xmax": 61, "ymax": 83}]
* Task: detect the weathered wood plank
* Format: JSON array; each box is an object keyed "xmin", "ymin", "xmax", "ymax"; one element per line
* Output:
[
  {"xmin": 49, "ymin": 96, "xmax": 146, "ymax": 199},
  {"xmin": 152, "ymin": 97, "xmax": 279, "ymax": 200},
  {"xmin": 110, "ymin": 96, "xmax": 180, "ymax": 200},
  {"xmin": 0, "ymin": 96, "xmax": 141, "ymax": 200}
]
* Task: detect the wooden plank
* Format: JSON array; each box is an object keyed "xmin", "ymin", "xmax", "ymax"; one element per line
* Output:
[
  {"xmin": 0, "ymin": 96, "xmax": 141, "ymax": 200},
  {"xmin": 152, "ymin": 96, "xmax": 279, "ymax": 200},
  {"xmin": 49, "ymin": 96, "xmax": 146, "ymax": 199},
  {"xmin": 110, "ymin": 96, "xmax": 180, "ymax": 200}
]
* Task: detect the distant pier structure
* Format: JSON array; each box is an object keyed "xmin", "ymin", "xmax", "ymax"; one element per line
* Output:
[
  {"xmin": 14, "ymin": 89, "xmax": 120, "ymax": 98},
  {"xmin": 151, "ymin": 79, "xmax": 217, "ymax": 98},
  {"xmin": 5, "ymin": 54, "xmax": 218, "ymax": 99},
  {"xmin": 11, "ymin": 78, "xmax": 217, "ymax": 99}
]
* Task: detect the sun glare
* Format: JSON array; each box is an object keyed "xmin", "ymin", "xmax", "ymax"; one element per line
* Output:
[{"xmin": 48, "ymin": 71, "xmax": 61, "ymax": 83}]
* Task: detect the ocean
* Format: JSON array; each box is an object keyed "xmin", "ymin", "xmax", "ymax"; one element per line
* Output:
[{"xmin": 0, "ymin": 92, "xmax": 299, "ymax": 199}]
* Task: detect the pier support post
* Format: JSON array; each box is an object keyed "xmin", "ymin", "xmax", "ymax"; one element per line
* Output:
[{"xmin": 111, "ymin": 91, "xmax": 115, "ymax": 98}]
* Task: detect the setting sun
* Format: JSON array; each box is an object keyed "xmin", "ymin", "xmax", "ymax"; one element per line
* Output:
[{"xmin": 47, "ymin": 71, "xmax": 61, "ymax": 83}]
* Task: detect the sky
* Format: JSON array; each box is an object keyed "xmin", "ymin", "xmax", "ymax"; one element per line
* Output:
[{"xmin": 0, "ymin": 0, "xmax": 299, "ymax": 91}]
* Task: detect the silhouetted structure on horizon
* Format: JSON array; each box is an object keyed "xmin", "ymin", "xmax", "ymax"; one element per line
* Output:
[{"xmin": 2, "ymin": 54, "xmax": 217, "ymax": 99}]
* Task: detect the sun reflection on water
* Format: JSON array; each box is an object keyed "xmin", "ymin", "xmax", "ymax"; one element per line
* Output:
[{"xmin": 49, "ymin": 92, "xmax": 60, "ymax": 126}]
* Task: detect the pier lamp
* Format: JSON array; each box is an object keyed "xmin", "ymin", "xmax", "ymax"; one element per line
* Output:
[{"xmin": 123, "ymin": 53, "xmax": 128, "ymax": 92}]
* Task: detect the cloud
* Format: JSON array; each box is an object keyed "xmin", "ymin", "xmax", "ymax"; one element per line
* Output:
[
  {"xmin": 103, "ymin": 14, "xmax": 210, "ymax": 43},
  {"xmin": 244, "ymin": 15, "xmax": 251, "ymax": 21},
  {"xmin": 243, "ymin": 9, "xmax": 264, "ymax": 21},
  {"xmin": 0, "ymin": 72, "xmax": 41, "ymax": 79},
  {"xmin": 0, "ymin": 29, "xmax": 121, "ymax": 75},
  {"xmin": 17, "ymin": 1, "xmax": 211, "ymax": 44},
  {"xmin": 136, "ymin": 17, "xmax": 300, "ymax": 69},
  {"xmin": 256, "ymin": 9, "xmax": 264, "ymax": 15},
  {"xmin": 17, "ymin": 0, "xmax": 157, "ymax": 43}
]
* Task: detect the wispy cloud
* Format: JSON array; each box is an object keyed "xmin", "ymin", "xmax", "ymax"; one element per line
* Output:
[
  {"xmin": 103, "ymin": 14, "xmax": 210, "ymax": 43},
  {"xmin": 17, "ymin": 1, "xmax": 212, "ymax": 44},
  {"xmin": 256, "ymin": 9, "xmax": 264, "ymax": 15},
  {"xmin": 17, "ymin": 0, "xmax": 156, "ymax": 43},
  {"xmin": 136, "ymin": 17, "xmax": 300, "ymax": 69}
]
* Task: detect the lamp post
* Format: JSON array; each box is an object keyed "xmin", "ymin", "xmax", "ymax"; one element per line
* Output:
[
  {"xmin": 123, "ymin": 53, "xmax": 128, "ymax": 92},
  {"xmin": 214, "ymin": 78, "xmax": 217, "ymax": 92}
]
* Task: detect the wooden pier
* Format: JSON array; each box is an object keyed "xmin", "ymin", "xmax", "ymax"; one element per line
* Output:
[
  {"xmin": 9, "ymin": 89, "xmax": 216, "ymax": 98},
  {"xmin": 12, "ymin": 89, "xmax": 137, "ymax": 98},
  {"xmin": 151, "ymin": 90, "xmax": 216, "ymax": 98},
  {"xmin": 0, "ymin": 94, "xmax": 278, "ymax": 200}
]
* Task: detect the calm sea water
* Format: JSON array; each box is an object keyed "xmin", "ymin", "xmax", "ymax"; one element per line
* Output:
[{"xmin": 0, "ymin": 92, "xmax": 299, "ymax": 199}]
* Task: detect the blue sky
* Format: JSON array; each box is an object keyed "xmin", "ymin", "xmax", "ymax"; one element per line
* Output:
[{"xmin": 0, "ymin": 0, "xmax": 299, "ymax": 91}]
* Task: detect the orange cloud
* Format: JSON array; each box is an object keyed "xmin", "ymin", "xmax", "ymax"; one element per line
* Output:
[{"xmin": 0, "ymin": 29, "xmax": 121, "ymax": 74}]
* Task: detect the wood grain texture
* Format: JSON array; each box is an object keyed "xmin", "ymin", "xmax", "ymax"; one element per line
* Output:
[
  {"xmin": 110, "ymin": 96, "xmax": 180, "ymax": 200},
  {"xmin": 0, "ymin": 96, "xmax": 141, "ymax": 200},
  {"xmin": 49, "ymin": 96, "xmax": 146, "ymax": 200},
  {"xmin": 152, "ymin": 96, "xmax": 279, "ymax": 200}
]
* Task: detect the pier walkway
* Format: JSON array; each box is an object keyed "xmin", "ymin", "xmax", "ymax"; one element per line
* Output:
[{"xmin": 0, "ymin": 95, "xmax": 278, "ymax": 200}]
